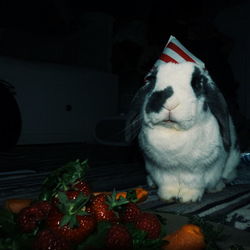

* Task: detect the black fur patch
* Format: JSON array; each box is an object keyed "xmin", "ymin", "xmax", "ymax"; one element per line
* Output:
[
  {"xmin": 146, "ymin": 86, "xmax": 174, "ymax": 113},
  {"xmin": 191, "ymin": 67, "xmax": 204, "ymax": 98},
  {"xmin": 203, "ymin": 80, "xmax": 232, "ymax": 152},
  {"xmin": 125, "ymin": 67, "xmax": 158, "ymax": 142},
  {"xmin": 203, "ymin": 102, "xmax": 208, "ymax": 111},
  {"xmin": 234, "ymin": 137, "xmax": 240, "ymax": 151}
]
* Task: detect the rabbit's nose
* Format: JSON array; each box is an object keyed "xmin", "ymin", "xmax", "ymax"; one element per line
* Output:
[{"xmin": 163, "ymin": 101, "xmax": 180, "ymax": 111}]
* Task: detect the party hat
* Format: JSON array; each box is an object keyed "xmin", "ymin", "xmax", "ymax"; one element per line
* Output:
[
  {"xmin": 145, "ymin": 35, "xmax": 205, "ymax": 82},
  {"xmin": 155, "ymin": 35, "xmax": 205, "ymax": 67}
]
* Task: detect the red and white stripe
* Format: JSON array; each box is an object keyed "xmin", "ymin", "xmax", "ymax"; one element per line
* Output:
[
  {"xmin": 144, "ymin": 36, "xmax": 205, "ymax": 83},
  {"xmin": 155, "ymin": 35, "xmax": 205, "ymax": 68}
]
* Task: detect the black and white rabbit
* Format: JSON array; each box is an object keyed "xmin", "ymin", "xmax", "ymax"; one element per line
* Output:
[{"xmin": 126, "ymin": 62, "xmax": 240, "ymax": 202}]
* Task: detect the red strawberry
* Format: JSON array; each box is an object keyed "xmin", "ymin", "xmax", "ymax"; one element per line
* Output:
[
  {"xmin": 47, "ymin": 208, "xmax": 96, "ymax": 244},
  {"xmin": 72, "ymin": 179, "xmax": 91, "ymax": 196},
  {"xmin": 86, "ymin": 193, "xmax": 124, "ymax": 223},
  {"xmin": 52, "ymin": 190, "xmax": 86, "ymax": 205},
  {"xmin": 47, "ymin": 192, "xmax": 96, "ymax": 244},
  {"xmin": 54, "ymin": 180, "xmax": 91, "ymax": 202},
  {"xmin": 32, "ymin": 200, "xmax": 53, "ymax": 217},
  {"xmin": 119, "ymin": 202, "xmax": 142, "ymax": 224},
  {"xmin": 33, "ymin": 229, "xmax": 72, "ymax": 250},
  {"xmin": 105, "ymin": 224, "xmax": 133, "ymax": 250},
  {"xmin": 17, "ymin": 206, "xmax": 44, "ymax": 232},
  {"xmin": 135, "ymin": 212, "xmax": 161, "ymax": 239},
  {"xmin": 66, "ymin": 190, "xmax": 81, "ymax": 200}
]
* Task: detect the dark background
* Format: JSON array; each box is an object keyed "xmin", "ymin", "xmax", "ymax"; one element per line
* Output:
[{"xmin": 0, "ymin": 0, "xmax": 250, "ymax": 151}]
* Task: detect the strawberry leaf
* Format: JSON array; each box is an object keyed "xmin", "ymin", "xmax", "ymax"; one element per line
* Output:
[
  {"xmin": 77, "ymin": 210, "xmax": 89, "ymax": 216},
  {"xmin": 0, "ymin": 208, "xmax": 17, "ymax": 235},
  {"xmin": 126, "ymin": 189, "xmax": 138, "ymax": 203},
  {"xmin": 106, "ymin": 190, "xmax": 129, "ymax": 210},
  {"xmin": 60, "ymin": 215, "xmax": 71, "ymax": 227},
  {"xmin": 76, "ymin": 221, "xmax": 112, "ymax": 249},
  {"xmin": 72, "ymin": 193, "xmax": 89, "ymax": 212},
  {"xmin": 68, "ymin": 215, "xmax": 78, "ymax": 228},
  {"xmin": 0, "ymin": 230, "xmax": 35, "ymax": 250},
  {"xmin": 57, "ymin": 192, "xmax": 69, "ymax": 204},
  {"xmin": 126, "ymin": 223, "xmax": 166, "ymax": 249},
  {"xmin": 39, "ymin": 159, "xmax": 89, "ymax": 201}
]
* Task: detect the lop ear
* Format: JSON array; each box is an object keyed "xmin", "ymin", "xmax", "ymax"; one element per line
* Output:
[
  {"xmin": 125, "ymin": 69, "xmax": 157, "ymax": 143},
  {"xmin": 203, "ymin": 74, "xmax": 231, "ymax": 152},
  {"xmin": 125, "ymin": 84, "xmax": 150, "ymax": 143}
]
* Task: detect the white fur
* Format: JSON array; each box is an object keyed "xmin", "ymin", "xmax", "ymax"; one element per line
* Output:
[{"xmin": 139, "ymin": 62, "xmax": 240, "ymax": 202}]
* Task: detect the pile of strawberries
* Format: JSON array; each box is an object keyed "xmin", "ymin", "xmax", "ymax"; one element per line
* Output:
[{"xmin": 0, "ymin": 159, "xmax": 166, "ymax": 250}]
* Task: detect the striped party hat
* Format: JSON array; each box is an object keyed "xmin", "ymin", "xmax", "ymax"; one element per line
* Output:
[
  {"xmin": 155, "ymin": 35, "xmax": 205, "ymax": 67},
  {"xmin": 145, "ymin": 35, "xmax": 205, "ymax": 82}
]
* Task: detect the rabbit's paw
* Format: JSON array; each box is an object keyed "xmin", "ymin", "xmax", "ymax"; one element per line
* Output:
[
  {"xmin": 157, "ymin": 185, "xmax": 180, "ymax": 202},
  {"xmin": 207, "ymin": 181, "xmax": 225, "ymax": 193},
  {"xmin": 178, "ymin": 187, "xmax": 204, "ymax": 203}
]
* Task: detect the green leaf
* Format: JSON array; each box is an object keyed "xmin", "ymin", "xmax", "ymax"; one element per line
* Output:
[
  {"xmin": 73, "ymin": 193, "xmax": 89, "ymax": 211},
  {"xmin": 68, "ymin": 215, "xmax": 78, "ymax": 228},
  {"xmin": 38, "ymin": 158, "xmax": 89, "ymax": 201},
  {"xmin": 0, "ymin": 209, "xmax": 17, "ymax": 235},
  {"xmin": 60, "ymin": 215, "xmax": 71, "ymax": 227},
  {"xmin": 76, "ymin": 221, "xmax": 111, "ymax": 249},
  {"xmin": 105, "ymin": 190, "xmax": 129, "ymax": 210},
  {"xmin": 16, "ymin": 233, "xmax": 35, "ymax": 250},
  {"xmin": 0, "ymin": 232, "xmax": 35, "ymax": 250},
  {"xmin": 0, "ymin": 238, "xmax": 13, "ymax": 250},
  {"xmin": 38, "ymin": 188, "xmax": 52, "ymax": 201},
  {"xmin": 126, "ymin": 189, "xmax": 138, "ymax": 203},
  {"xmin": 57, "ymin": 192, "xmax": 69, "ymax": 205},
  {"xmin": 77, "ymin": 210, "xmax": 89, "ymax": 216},
  {"xmin": 125, "ymin": 223, "xmax": 166, "ymax": 250}
]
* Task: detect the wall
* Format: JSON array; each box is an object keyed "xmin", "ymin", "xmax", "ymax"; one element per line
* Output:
[
  {"xmin": 0, "ymin": 56, "xmax": 118, "ymax": 144},
  {"xmin": 214, "ymin": 1, "xmax": 250, "ymax": 119}
]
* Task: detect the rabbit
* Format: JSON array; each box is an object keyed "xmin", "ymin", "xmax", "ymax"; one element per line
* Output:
[{"xmin": 125, "ymin": 62, "xmax": 241, "ymax": 203}]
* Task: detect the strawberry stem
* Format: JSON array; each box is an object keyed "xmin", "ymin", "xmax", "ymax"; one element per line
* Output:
[
  {"xmin": 57, "ymin": 192, "xmax": 90, "ymax": 228},
  {"xmin": 39, "ymin": 159, "xmax": 89, "ymax": 201},
  {"xmin": 106, "ymin": 190, "xmax": 129, "ymax": 210}
]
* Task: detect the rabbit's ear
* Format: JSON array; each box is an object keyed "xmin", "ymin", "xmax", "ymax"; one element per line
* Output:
[
  {"xmin": 203, "ymin": 74, "xmax": 232, "ymax": 152},
  {"xmin": 125, "ymin": 69, "xmax": 157, "ymax": 143}
]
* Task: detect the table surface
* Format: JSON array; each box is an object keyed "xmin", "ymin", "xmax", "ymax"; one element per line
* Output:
[{"xmin": 156, "ymin": 212, "xmax": 250, "ymax": 249}]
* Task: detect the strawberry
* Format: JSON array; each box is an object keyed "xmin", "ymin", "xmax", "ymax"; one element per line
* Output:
[
  {"xmin": 105, "ymin": 224, "xmax": 133, "ymax": 250},
  {"xmin": 135, "ymin": 212, "xmax": 161, "ymax": 239},
  {"xmin": 65, "ymin": 190, "xmax": 82, "ymax": 200},
  {"xmin": 72, "ymin": 179, "xmax": 91, "ymax": 196},
  {"xmin": 86, "ymin": 193, "xmax": 119, "ymax": 223},
  {"xmin": 52, "ymin": 190, "xmax": 87, "ymax": 206},
  {"xmin": 54, "ymin": 180, "xmax": 91, "ymax": 202},
  {"xmin": 52, "ymin": 190, "xmax": 79, "ymax": 205},
  {"xmin": 119, "ymin": 202, "xmax": 142, "ymax": 224},
  {"xmin": 47, "ymin": 192, "xmax": 96, "ymax": 244},
  {"xmin": 47, "ymin": 209, "xmax": 96, "ymax": 244},
  {"xmin": 86, "ymin": 192, "xmax": 128, "ymax": 223},
  {"xmin": 33, "ymin": 229, "xmax": 72, "ymax": 250},
  {"xmin": 17, "ymin": 206, "xmax": 44, "ymax": 232},
  {"xmin": 32, "ymin": 200, "xmax": 53, "ymax": 217}
]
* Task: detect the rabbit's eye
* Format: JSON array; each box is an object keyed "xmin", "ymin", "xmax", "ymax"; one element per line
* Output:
[
  {"xmin": 191, "ymin": 67, "xmax": 203, "ymax": 97},
  {"xmin": 192, "ymin": 79, "xmax": 202, "ymax": 91}
]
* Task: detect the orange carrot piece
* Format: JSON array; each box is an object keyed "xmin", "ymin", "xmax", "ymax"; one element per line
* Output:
[{"xmin": 4, "ymin": 198, "xmax": 33, "ymax": 214}]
